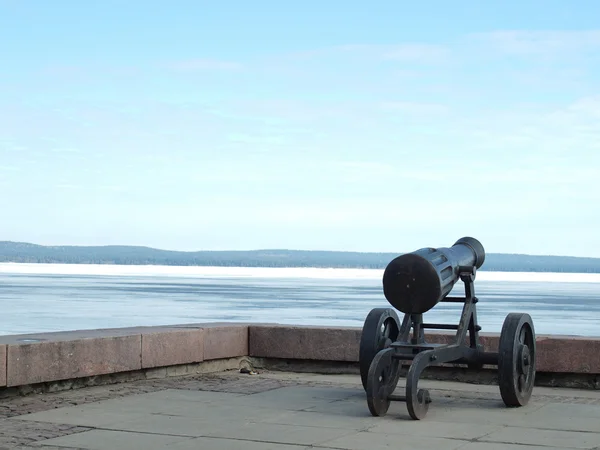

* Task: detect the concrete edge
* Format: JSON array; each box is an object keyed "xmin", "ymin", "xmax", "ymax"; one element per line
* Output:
[{"xmin": 0, "ymin": 323, "xmax": 598, "ymax": 391}]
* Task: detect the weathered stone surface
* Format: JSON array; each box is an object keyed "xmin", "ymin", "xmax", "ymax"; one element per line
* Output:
[
  {"xmin": 249, "ymin": 325, "xmax": 361, "ymax": 362},
  {"xmin": 0, "ymin": 417, "xmax": 91, "ymax": 449},
  {"xmin": 0, "ymin": 344, "xmax": 6, "ymax": 387},
  {"xmin": 0, "ymin": 327, "xmax": 147, "ymax": 344},
  {"xmin": 536, "ymin": 335, "xmax": 600, "ymax": 373},
  {"xmin": 141, "ymin": 329, "xmax": 204, "ymax": 369},
  {"xmin": 6, "ymin": 335, "xmax": 141, "ymax": 387},
  {"xmin": 203, "ymin": 325, "xmax": 248, "ymax": 360},
  {"xmin": 425, "ymin": 332, "xmax": 500, "ymax": 354}
]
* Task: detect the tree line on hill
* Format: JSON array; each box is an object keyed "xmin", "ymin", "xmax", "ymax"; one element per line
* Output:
[{"xmin": 0, "ymin": 241, "xmax": 599, "ymax": 273}]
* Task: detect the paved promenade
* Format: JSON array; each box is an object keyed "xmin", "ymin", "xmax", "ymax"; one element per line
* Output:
[{"xmin": 1, "ymin": 369, "xmax": 600, "ymax": 449}]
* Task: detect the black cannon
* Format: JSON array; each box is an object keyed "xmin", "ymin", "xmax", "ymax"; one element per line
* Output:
[{"xmin": 359, "ymin": 237, "xmax": 536, "ymax": 420}]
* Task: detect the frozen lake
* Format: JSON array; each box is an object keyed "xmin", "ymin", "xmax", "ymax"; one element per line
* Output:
[{"xmin": 1, "ymin": 263, "xmax": 599, "ymax": 337}]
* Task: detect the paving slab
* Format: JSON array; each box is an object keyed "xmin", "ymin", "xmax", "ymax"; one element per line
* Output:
[
  {"xmin": 11, "ymin": 407, "xmax": 149, "ymax": 428},
  {"xmin": 260, "ymin": 409, "xmax": 379, "ymax": 429},
  {"xmin": 34, "ymin": 429, "xmax": 192, "ymax": 450},
  {"xmin": 459, "ymin": 444, "xmax": 568, "ymax": 450},
  {"xmin": 206, "ymin": 422, "xmax": 355, "ymax": 446},
  {"xmin": 479, "ymin": 426, "xmax": 600, "ymax": 449},
  {"xmin": 316, "ymin": 430, "xmax": 467, "ymax": 450},
  {"xmin": 221, "ymin": 385, "xmax": 361, "ymax": 411},
  {"xmin": 367, "ymin": 420, "xmax": 503, "ymax": 440},
  {"xmin": 101, "ymin": 413, "xmax": 230, "ymax": 438},
  {"xmin": 3, "ymin": 369, "xmax": 600, "ymax": 449},
  {"xmin": 169, "ymin": 437, "xmax": 311, "ymax": 450}
]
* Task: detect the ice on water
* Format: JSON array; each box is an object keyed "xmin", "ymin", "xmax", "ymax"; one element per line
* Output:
[{"xmin": 0, "ymin": 263, "xmax": 599, "ymax": 337}]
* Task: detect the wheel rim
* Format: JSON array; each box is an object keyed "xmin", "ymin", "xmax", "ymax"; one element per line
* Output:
[
  {"xmin": 498, "ymin": 312, "xmax": 536, "ymax": 407},
  {"xmin": 366, "ymin": 348, "xmax": 398, "ymax": 416}
]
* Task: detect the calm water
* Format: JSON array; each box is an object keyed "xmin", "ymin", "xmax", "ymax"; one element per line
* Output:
[{"xmin": 0, "ymin": 263, "xmax": 599, "ymax": 337}]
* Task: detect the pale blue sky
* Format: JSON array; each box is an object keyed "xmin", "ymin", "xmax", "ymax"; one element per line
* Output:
[{"xmin": 1, "ymin": 1, "xmax": 599, "ymax": 257}]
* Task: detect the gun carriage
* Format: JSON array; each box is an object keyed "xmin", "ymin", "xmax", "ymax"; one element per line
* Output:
[{"xmin": 359, "ymin": 237, "xmax": 536, "ymax": 420}]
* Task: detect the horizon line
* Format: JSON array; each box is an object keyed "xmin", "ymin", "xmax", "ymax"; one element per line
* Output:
[{"xmin": 1, "ymin": 240, "xmax": 598, "ymax": 260}]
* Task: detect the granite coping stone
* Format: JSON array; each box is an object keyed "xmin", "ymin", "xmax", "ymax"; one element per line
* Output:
[
  {"xmin": 203, "ymin": 325, "xmax": 249, "ymax": 361},
  {"xmin": 0, "ymin": 322, "xmax": 251, "ymax": 345},
  {"xmin": 141, "ymin": 329, "xmax": 205, "ymax": 369},
  {"xmin": 6, "ymin": 334, "xmax": 142, "ymax": 387},
  {"xmin": 249, "ymin": 325, "xmax": 362, "ymax": 362}
]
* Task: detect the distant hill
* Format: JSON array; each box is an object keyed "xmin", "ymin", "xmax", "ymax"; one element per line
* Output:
[{"xmin": 1, "ymin": 241, "xmax": 600, "ymax": 273}]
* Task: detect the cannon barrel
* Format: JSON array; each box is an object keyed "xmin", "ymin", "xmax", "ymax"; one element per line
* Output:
[{"xmin": 382, "ymin": 237, "xmax": 485, "ymax": 314}]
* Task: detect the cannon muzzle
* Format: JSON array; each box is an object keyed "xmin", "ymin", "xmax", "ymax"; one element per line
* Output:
[{"xmin": 382, "ymin": 237, "xmax": 485, "ymax": 314}]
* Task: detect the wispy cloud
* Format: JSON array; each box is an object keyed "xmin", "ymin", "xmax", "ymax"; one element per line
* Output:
[
  {"xmin": 0, "ymin": 165, "xmax": 19, "ymax": 172},
  {"xmin": 165, "ymin": 59, "xmax": 243, "ymax": 72},
  {"xmin": 380, "ymin": 43, "xmax": 450, "ymax": 63},
  {"xmin": 469, "ymin": 30, "xmax": 600, "ymax": 57},
  {"xmin": 40, "ymin": 64, "xmax": 140, "ymax": 78},
  {"xmin": 379, "ymin": 101, "xmax": 450, "ymax": 115},
  {"xmin": 51, "ymin": 147, "xmax": 81, "ymax": 153},
  {"xmin": 55, "ymin": 184, "xmax": 82, "ymax": 190},
  {"xmin": 327, "ymin": 30, "xmax": 600, "ymax": 62},
  {"xmin": 284, "ymin": 43, "xmax": 450, "ymax": 64}
]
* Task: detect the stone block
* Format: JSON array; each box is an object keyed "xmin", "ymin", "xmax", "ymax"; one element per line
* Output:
[
  {"xmin": 425, "ymin": 332, "xmax": 500, "ymax": 352},
  {"xmin": 249, "ymin": 325, "xmax": 361, "ymax": 361},
  {"xmin": 536, "ymin": 335, "xmax": 600, "ymax": 373},
  {"xmin": 203, "ymin": 325, "xmax": 248, "ymax": 360},
  {"xmin": 141, "ymin": 328, "xmax": 204, "ymax": 369},
  {"xmin": 0, "ymin": 344, "xmax": 6, "ymax": 387},
  {"xmin": 6, "ymin": 334, "xmax": 141, "ymax": 387}
]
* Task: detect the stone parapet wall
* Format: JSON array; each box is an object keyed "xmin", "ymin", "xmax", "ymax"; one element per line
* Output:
[
  {"xmin": 248, "ymin": 325, "xmax": 600, "ymax": 374},
  {"xmin": 0, "ymin": 323, "xmax": 598, "ymax": 390},
  {"xmin": 0, "ymin": 323, "xmax": 248, "ymax": 388}
]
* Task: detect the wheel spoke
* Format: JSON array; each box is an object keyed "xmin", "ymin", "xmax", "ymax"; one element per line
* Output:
[
  {"xmin": 518, "ymin": 326, "xmax": 525, "ymax": 344},
  {"xmin": 382, "ymin": 321, "xmax": 390, "ymax": 338},
  {"xmin": 518, "ymin": 374, "xmax": 526, "ymax": 392}
]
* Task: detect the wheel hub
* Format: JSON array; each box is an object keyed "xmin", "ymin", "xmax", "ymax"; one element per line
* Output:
[
  {"xmin": 379, "ymin": 337, "xmax": 392, "ymax": 350},
  {"xmin": 518, "ymin": 344, "xmax": 530, "ymax": 374}
]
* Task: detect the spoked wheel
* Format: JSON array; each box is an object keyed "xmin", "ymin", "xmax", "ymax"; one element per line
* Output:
[
  {"xmin": 498, "ymin": 313, "xmax": 536, "ymax": 407},
  {"xmin": 366, "ymin": 348, "xmax": 399, "ymax": 417},
  {"xmin": 359, "ymin": 308, "xmax": 400, "ymax": 391}
]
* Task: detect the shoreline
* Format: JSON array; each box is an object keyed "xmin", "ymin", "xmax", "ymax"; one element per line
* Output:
[{"xmin": 1, "ymin": 262, "xmax": 600, "ymax": 282}]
